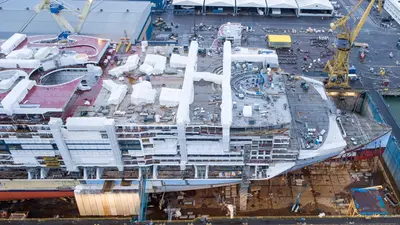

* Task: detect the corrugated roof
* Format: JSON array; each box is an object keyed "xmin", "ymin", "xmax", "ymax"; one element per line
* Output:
[
  {"xmin": 0, "ymin": 0, "xmax": 152, "ymax": 41},
  {"xmin": 204, "ymin": 0, "xmax": 235, "ymax": 7},
  {"xmin": 268, "ymin": 35, "xmax": 292, "ymax": 43},
  {"xmin": 266, "ymin": 0, "xmax": 298, "ymax": 9},
  {"xmin": 296, "ymin": 0, "xmax": 333, "ymax": 10},
  {"xmin": 173, "ymin": 0, "xmax": 205, "ymax": 6},
  {"xmin": 236, "ymin": 0, "xmax": 266, "ymax": 8}
]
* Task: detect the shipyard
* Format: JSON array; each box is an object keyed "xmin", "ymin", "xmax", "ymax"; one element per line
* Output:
[{"xmin": 0, "ymin": 0, "xmax": 399, "ymax": 224}]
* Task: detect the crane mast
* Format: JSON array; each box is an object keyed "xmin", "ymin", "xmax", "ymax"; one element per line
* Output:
[{"xmin": 324, "ymin": 0, "xmax": 382, "ymax": 89}]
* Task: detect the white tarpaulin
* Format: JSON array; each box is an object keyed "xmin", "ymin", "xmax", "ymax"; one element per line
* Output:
[
  {"xmin": 296, "ymin": 0, "xmax": 333, "ymax": 10},
  {"xmin": 6, "ymin": 48, "xmax": 34, "ymax": 59},
  {"xmin": 173, "ymin": 0, "xmax": 204, "ymax": 6},
  {"xmin": 34, "ymin": 47, "xmax": 59, "ymax": 60},
  {"xmin": 109, "ymin": 54, "xmax": 139, "ymax": 77},
  {"xmin": 102, "ymin": 80, "xmax": 128, "ymax": 105},
  {"xmin": 0, "ymin": 70, "xmax": 28, "ymax": 90},
  {"xmin": 266, "ymin": 0, "xmax": 298, "ymax": 8},
  {"xmin": 144, "ymin": 54, "xmax": 167, "ymax": 75},
  {"xmin": 159, "ymin": 87, "xmax": 182, "ymax": 107},
  {"xmin": 170, "ymin": 54, "xmax": 188, "ymax": 68},
  {"xmin": 0, "ymin": 59, "xmax": 40, "ymax": 69},
  {"xmin": 131, "ymin": 81, "xmax": 157, "ymax": 105},
  {"xmin": 204, "ymin": 0, "xmax": 235, "ymax": 7},
  {"xmin": 0, "ymin": 33, "xmax": 27, "ymax": 55},
  {"xmin": 1, "ymin": 79, "xmax": 36, "ymax": 116},
  {"xmin": 236, "ymin": 0, "xmax": 266, "ymax": 7}
]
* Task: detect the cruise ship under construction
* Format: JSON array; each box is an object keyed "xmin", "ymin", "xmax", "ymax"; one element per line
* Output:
[{"xmin": 0, "ymin": 33, "xmax": 391, "ymax": 209}]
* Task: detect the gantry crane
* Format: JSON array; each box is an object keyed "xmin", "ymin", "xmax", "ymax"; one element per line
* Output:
[
  {"xmin": 324, "ymin": 0, "xmax": 382, "ymax": 89},
  {"xmin": 35, "ymin": 0, "xmax": 93, "ymax": 34}
]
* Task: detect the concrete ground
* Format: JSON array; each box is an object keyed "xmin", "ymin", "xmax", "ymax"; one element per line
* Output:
[{"xmin": 153, "ymin": 0, "xmax": 400, "ymax": 90}]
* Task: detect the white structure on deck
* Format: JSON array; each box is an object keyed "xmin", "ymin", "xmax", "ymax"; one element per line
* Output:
[
  {"xmin": 236, "ymin": 0, "xmax": 267, "ymax": 15},
  {"xmin": 296, "ymin": 0, "xmax": 333, "ymax": 17},
  {"xmin": 266, "ymin": 0, "xmax": 298, "ymax": 16},
  {"xmin": 204, "ymin": 0, "xmax": 236, "ymax": 13},
  {"xmin": 385, "ymin": 0, "xmax": 400, "ymax": 25}
]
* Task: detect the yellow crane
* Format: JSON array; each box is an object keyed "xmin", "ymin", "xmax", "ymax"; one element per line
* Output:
[
  {"xmin": 35, "ymin": 0, "xmax": 93, "ymax": 34},
  {"xmin": 324, "ymin": 0, "xmax": 382, "ymax": 89}
]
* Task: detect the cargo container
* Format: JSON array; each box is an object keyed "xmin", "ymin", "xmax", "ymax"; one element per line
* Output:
[{"xmin": 267, "ymin": 35, "xmax": 292, "ymax": 48}]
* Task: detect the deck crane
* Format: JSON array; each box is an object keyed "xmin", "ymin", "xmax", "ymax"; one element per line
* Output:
[
  {"xmin": 324, "ymin": 0, "xmax": 382, "ymax": 89},
  {"xmin": 35, "ymin": 0, "xmax": 93, "ymax": 35}
]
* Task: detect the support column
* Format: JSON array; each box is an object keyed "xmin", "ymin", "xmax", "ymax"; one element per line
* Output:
[
  {"xmin": 28, "ymin": 170, "xmax": 33, "ymax": 180},
  {"xmin": 205, "ymin": 165, "xmax": 209, "ymax": 179},
  {"xmin": 139, "ymin": 167, "xmax": 142, "ymax": 179},
  {"xmin": 83, "ymin": 167, "xmax": 88, "ymax": 180},
  {"xmin": 104, "ymin": 119, "xmax": 124, "ymax": 171},
  {"xmin": 49, "ymin": 118, "xmax": 77, "ymax": 172},
  {"xmin": 177, "ymin": 122, "xmax": 187, "ymax": 169},
  {"xmin": 153, "ymin": 165, "xmax": 158, "ymax": 179},
  {"xmin": 40, "ymin": 168, "xmax": 48, "ymax": 179},
  {"xmin": 96, "ymin": 167, "xmax": 104, "ymax": 179},
  {"xmin": 194, "ymin": 165, "xmax": 198, "ymax": 179}
]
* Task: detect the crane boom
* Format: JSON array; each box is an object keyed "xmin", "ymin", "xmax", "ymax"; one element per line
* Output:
[
  {"xmin": 35, "ymin": 0, "xmax": 93, "ymax": 34},
  {"xmin": 324, "ymin": 0, "xmax": 382, "ymax": 89}
]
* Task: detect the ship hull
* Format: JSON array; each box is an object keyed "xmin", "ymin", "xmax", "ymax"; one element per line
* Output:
[
  {"xmin": 0, "ymin": 190, "xmax": 74, "ymax": 201},
  {"xmin": 0, "ymin": 132, "xmax": 391, "ymax": 201}
]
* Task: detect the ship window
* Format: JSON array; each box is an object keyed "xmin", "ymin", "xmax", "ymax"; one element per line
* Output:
[
  {"xmin": 118, "ymin": 140, "xmax": 142, "ymax": 150},
  {"xmin": 51, "ymin": 143, "xmax": 58, "ymax": 150},
  {"xmin": 7, "ymin": 144, "xmax": 22, "ymax": 150}
]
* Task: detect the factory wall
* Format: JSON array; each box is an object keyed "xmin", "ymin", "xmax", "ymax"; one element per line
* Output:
[
  {"xmin": 365, "ymin": 93, "xmax": 400, "ymax": 190},
  {"xmin": 138, "ymin": 14, "xmax": 153, "ymax": 41}
]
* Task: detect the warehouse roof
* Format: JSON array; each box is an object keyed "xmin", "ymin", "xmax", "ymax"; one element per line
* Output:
[
  {"xmin": 0, "ymin": 0, "xmax": 152, "ymax": 41},
  {"xmin": 296, "ymin": 0, "xmax": 333, "ymax": 10},
  {"xmin": 204, "ymin": 0, "xmax": 235, "ymax": 7},
  {"xmin": 236, "ymin": 0, "xmax": 267, "ymax": 8},
  {"xmin": 268, "ymin": 35, "xmax": 292, "ymax": 43},
  {"xmin": 266, "ymin": 0, "xmax": 298, "ymax": 8},
  {"xmin": 173, "ymin": 0, "xmax": 205, "ymax": 6}
]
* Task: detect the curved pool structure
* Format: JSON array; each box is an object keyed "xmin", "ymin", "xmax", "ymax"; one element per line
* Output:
[{"xmin": 39, "ymin": 68, "xmax": 87, "ymax": 85}]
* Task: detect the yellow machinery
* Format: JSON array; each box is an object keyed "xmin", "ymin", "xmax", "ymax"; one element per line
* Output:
[
  {"xmin": 116, "ymin": 30, "xmax": 132, "ymax": 53},
  {"xmin": 35, "ymin": 0, "xmax": 93, "ymax": 34},
  {"xmin": 324, "ymin": 0, "xmax": 382, "ymax": 89}
]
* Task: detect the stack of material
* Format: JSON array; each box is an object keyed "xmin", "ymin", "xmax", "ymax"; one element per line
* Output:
[
  {"xmin": 159, "ymin": 87, "xmax": 182, "ymax": 107},
  {"xmin": 131, "ymin": 80, "xmax": 157, "ymax": 105},
  {"xmin": 109, "ymin": 54, "xmax": 139, "ymax": 77},
  {"xmin": 34, "ymin": 46, "xmax": 59, "ymax": 60},
  {"xmin": 6, "ymin": 48, "xmax": 34, "ymax": 59},
  {"xmin": 102, "ymin": 80, "xmax": 128, "ymax": 105},
  {"xmin": 140, "ymin": 54, "xmax": 167, "ymax": 75},
  {"xmin": 170, "ymin": 54, "xmax": 188, "ymax": 68},
  {"xmin": 0, "ymin": 33, "xmax": 27, "ymax": 55},
  {"xmin": 74, "ymin": 185, "xmax": 140, "ymax": 216}
]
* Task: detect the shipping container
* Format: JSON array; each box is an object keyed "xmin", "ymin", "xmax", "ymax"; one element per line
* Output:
[{"xmin": 267, "ymin": 35, "xmax": 292, "ymax": 48}]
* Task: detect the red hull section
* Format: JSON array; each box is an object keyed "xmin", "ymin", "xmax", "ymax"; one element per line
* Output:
[
  {"xmin": 0, "ymin": 191, "xmax": 74, "ymax": 201},
  {"xmin": 331, "ymin": 147, "xmax": 385, "ymax": 162}
]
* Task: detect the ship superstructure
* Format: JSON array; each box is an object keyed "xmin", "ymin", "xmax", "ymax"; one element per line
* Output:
[{"xmin": 0, "ymin": 33, "xmax": 391, "ymax": 200}]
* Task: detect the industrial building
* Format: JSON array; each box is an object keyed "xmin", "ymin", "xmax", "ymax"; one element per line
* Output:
[
  {"xmin": 204, "ymin": 0, "xmax": 236, "ymax": 14},
  {"xmin": 172, "ymin": 0, "xmax": 205, "ymax": 13},
  {"xmin": 236, "ymin": 0, "xmax": 267, "ymax": 15},
  {"xmin": 296, "ymin": 0, "xmax": 333, "ymax": 17},
  {"xmin": 0, "ymin": 0, "xmax": 153, "ymax": 42},
  {"xmin": 172, "ymin": 0, "xmax": 334, "ymax": 16},
  {"xmin": 266, "ymin": 0, "xmax": 299, "ymax": 16},
  {"xmin": 384, "ymin": 0, "xmax": 400, "ymax": 25}
]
